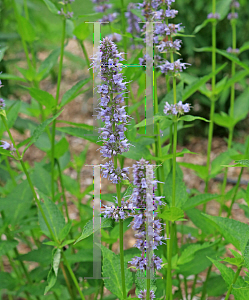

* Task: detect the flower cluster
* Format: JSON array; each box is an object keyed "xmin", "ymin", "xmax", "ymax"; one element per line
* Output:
[
  {"xmin": 107, "ymin": 33, "xmax": 122, "ymax": 43},
  {"xmin": 0, "ymin": 141, "xmax": 16, "ymax": 153},
  {"xmin": 91, "ymin": 37, "xmax": 132, "ymax": 161},
  {"xmin": 91, "ymin": 0, "xmax": 118, "ymax": 24},
  {"xmin": 226, "ymin": 47, "xmax": 240, "ymax": 54},
  {"xmin": 138, "ymin": 289, "xmax": 156, "ymax": 300},
  {"xmin": 0, "ymin": 80, "xmax": 3, "ymax": 88},
  {"xmin": 58, "ymin": 8, "xmax": 73, "ymax": 18},
  {"xmin": 100, "ymin": 161, "xmax": 129, "ymax": 184},
  {"xmin": 101, "ymin": 196, "xmax": 135, "ymax": 222},
  {"xmin": 207, "ymin": 12, "xmax": 221, "ymax": 19},
  {"xmin": 231, "ymin": 0, "xmax": 240, "ymax": 9},
  {"xmin": 0, "ymin": 98, "xmax": 5, "ymax": 110},
  {"xmin": 163, "ymin": 101, "xmax": 191, "ymax": 116},
  {"xmin": 128, "ymin": 158, "xmax": 165, "ymax": 272},
  {"xmin": 158, "ymin": 59, "xmax": 190, "ymax": 74},
  {"xmin": 125, "ymin": 3, "xmax": 141, "ymax": 37},
  {"xmin": 228, "ymin": 12, "xmax": 238, "ymax": 20}
]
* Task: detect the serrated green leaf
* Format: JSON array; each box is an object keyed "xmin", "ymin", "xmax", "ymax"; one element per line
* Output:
[
  {"xmin": 38, "ymin": 192, "xmax": 66, "ymax": 240},
  {"xmin": 74, "ymin": 217, "xmax": 113, "ymax": 244},
  {"xmin": 28, "ymin": 87, "xmax": 56, "ymax": 109},
  {"xmin": 222, "ymin": 257, "xmax": 244, "ymax": 266},
  {"xmin": 97, "ymin": 244, "xmax": 133, "ymax": 299},
  {"xmin": 0, "ymin": 272, "xmax": 18, "ymax": 290},
  {"xmin": 183, "ymin": 193, "xmax": 220, "ymax": 211},
  {"xmin": 232, "ymin": 88, "xmax": 249, "ymax": 123},
  {"xmin": 56, "ymin": 126, "xmax": 99, "ymax": 144},
  {"xmin": 0, "ymin": 240, "xmax": 18, "ymax": 256},
  {"xmin": 38, "ymin": 48, "xmax": 60, "ymax": 81},
  {"xmin": 17, "ymin": 15, "xmax": 36, "ymax": 42},
  {"xmin": 159, "ymin": 207, "xmax": 184, "ymax": 222},
  {"xmin": 186, "ymin": 209, "xmax": 216, "ymax": 235},
  {"xmin": 203, "ymin": 214, "xmax": 249, "ymax": 252},
  {"xmin": 210, "ymin": 149, "xmax": 238, "ymax": 178},
  {"xmin": 59, "ymin": 221, "xmax": 72, "ymax": 242},
  {"xmin": 44, "ymin": 248, "xmax": 61, "ymax": 295},
  {"xmin": 178, "ymin": 162, "xmax": 208, "ymax": 180},
  {"xmin": 178, "ymin": 242, "xmax": 214, "ymax": 265}
]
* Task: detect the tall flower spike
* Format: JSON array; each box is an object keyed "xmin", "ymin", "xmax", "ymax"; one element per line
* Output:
[{"xmin": 128, "ymin": 158, "xmax": 165, "ymax": 272}]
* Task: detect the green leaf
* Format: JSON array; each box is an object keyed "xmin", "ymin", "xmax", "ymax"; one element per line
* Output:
[
  {"xmin": 186, "ymin": 209, "xmax": 216, "ymax": 235},
  {"xmin": 17, "ymin": 15, "xmax": 36, "ymax": 42},
  {"xmin": 31, "ymin": 163, "xmax": 52, "ymax": 196},
  {"xmin": 38, "ymin": 47, "xmax": 60, "ymax": 81},
  {"xmin": 224, "ymin": 70, "xmax": 249, "ymax": 90},
  {"xmin": 240, "ymin": 41, "xmax": 249, "ymax": 53},
  {"xmin": 6, "ymin": 101, "xmax": 21, "ymax": 129},
  {"xmin": 193, "ymin": 19, "xmax": 212, "ymax": 34},
  {"xmin": 73, "ymin": 22, "xmax": 90, "ymax": 40},
  {"xmin": 208, "ymin": 257, "xmax": 249, "ymax": 300},
  {"xmin": 121, "ymin": 141, "xmax": 155, "ymax": 161},
  {"xmin": 44, "ymin": 248, "xmax": 61, "ymax": 295},
  {"xmin": 98, "ymin": 244, "xmax": 133, "ymax": 299},
  {"xmin": 233, "ymin": 88, "xmax": 249, "ymax": 123},
  {"xmin": 178, "ymin": 242, "xmax": 215, "ymax": 265},
  {"xmin": 0, "ymin": 240, "xmax": 18, "ymax": 256},
  {"xmin": 216, "ymin": 0, "xmax": 233, "ymax": 20},
  {"xmin": 163, "ymin": 165, "xmax": 188, "ymax": 208},
  {"xmin": 183, "ymin": 193, "xmax": 220, "ymax": 211},
  {"xmin": 47, "ymin": 137, "xmax": 69, "ymax": 159},
  {"xmin": 178, "ymin": 115, "xmax": 210, "ymax": 122},
  {"xmin": 38, "ymin": 192, "xmax": 66, "ymax": 240},
  {"xmin": 222, "ymin": 257, "xmax": 244, "ymax": 267},
  {"xmin": 56, "ymin": 126, "xmax": 99, "ymax": 144},
  {"xmin": 42, "ymin": 0, "xmax": 58, "ymax": 14},
  {"xmin": 178, "ymin": 162, "xmax": 208, "ymax": 180},
  {"xmin": 74, "ymin": 217, "xmax": 113, "ymax": 244},
  {"xmin": 195, "ymin": 47, "xmax": 249, "ymax": 71},
  {"xmin": 17, "ymin": 244, "xmax": 52, "ymax": 265},
  {"xmin": 28, "ymin": 87, "xmax": 56, "ymax": 109},
  {"xmin": 0, "ymin": 180, "xmax": 33, "ymax": 226},
  {"xmin": 0, "ymin": 73, "xmax": 27, "ymax": 82},
  {"xmin": 210, "ymin": 149, "xmax": 238, "ymax": 177},
  {"xmin": 60, "ymin": 79, "xmax": 90, "ymax": 107},
  {"xmin": 0, "ymin": 272, "xmax": 17, "ymax": 290},
  {"xmin": 0, "ymin": 46, "xmax": 8, "ymax": 62},
  {"xmin": 215, "ymin": 76, "xmax": 228, "ymax": 95},
  {"xmin": 203, "ymin": 214, "xmax": 249, "ymax": 252},
  {"xmin": 159, "ymin": 207, "xmax": 184, "ymax": 222},
  {"xmin": 213, "ymin": 112, "xmax": 234, "ymax": 128},
  {"xmin": 22, "ymin": 110, "xmax": 63, "ymax": 155},
  {"xmin": 182, "ymin": 63, "xmax": 227, "ymax": 101},
  {"xmin": 59, "ymin": 222, "xmax": 72, "ymax": 242},
  {"xmin": 62, "ymin": 174, "xmax": 80, "ymax": 197}
]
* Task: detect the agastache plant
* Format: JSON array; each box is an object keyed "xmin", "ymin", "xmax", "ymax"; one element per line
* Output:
[
  {"xmin": 128, "ymin": 158, "xmax": 165, "ymax": 299},
  {"xmin": 91, "ymin": 36, "xmax": 132, "ymax": 299}
]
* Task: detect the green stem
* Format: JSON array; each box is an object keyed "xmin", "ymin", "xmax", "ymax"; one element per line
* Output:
[
  {"xmin": 224, "ymin": 265, "xmax": 242, "ymax": 300},
  {"xmin": 114, "ymin": 157, "xmax": 126, "ymax": 299},
  {"xmin": 56, "ymin": 158, "xmax": 70, "ymax": 221},
  {"xmin": 219, "ymin": 12, "xmax": 236, "ymax": 216},
  {"xmin": 190, "ymin": 274, "xmax": 198, "ymax": 300},
  {"xmin": 166, "ymin": 224, "xmax": 173, "ymax": 300},
  {"xmin": 51, "ymin": 19, "xmax": 66, "ymax": 202},
  {"xmin": 4, "ymin": 156, "xmax": 16, "ymax": 185},
  {"xmin": 184, "ymin": 277, "xmax": 188, "ymax": 300},
  {"xmin": 146, "ymin": 266, "xmax": 151, "ymax": 300},
  {"xmin": 62, "ymin": 252, "xmax": 86, "ymax": 300},
  {"xmin": 1, "ymin": 115, "xmax": 58, "ymax": 243},
  {"xmin": 60, "ymin": 261, "xmax": 75, "ymax": 300},
  {"xmin": 203, "ymin": 0, "xmax": 217, "ymax": 212},
  {"xmin": 227, "ymin": 167, "xmax": 244, "ymax": 218},
  {"xmin": 78, "ymin": 40, "xmax": 92, "ymax": 77},
  {"xmin": 200, "ymin": 264, "xmax": 212, "ymax": 300},
  {"xmin": 120, "ymin": 0, "xmax": 127, "ymax": 61}
]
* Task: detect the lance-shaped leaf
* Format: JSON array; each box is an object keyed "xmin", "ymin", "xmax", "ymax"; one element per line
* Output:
[
  {"xmin": 159, "ymin": 207, "xmax": 185, "ymax": 222},
  {"xmin": 183, "ymin": 193, "xmax": 220, "ymax": 211},
  {"xmin": 44, "ymin": 248, "xmax": 61, "ymax": 295},
  {"xmin": 28, "ymin": 87, "xmax": 56, "ymax": 109},
  {"xmin": 22, "ymin": 110, "xmax": 62, "ymax": 155},
  {"xmin": 42, "ymin": 0, "xmax": 58, "ymax": 14},
  {"xmin": 178, "ymin": 115, "xmax": 210, "ymax": 122},
  {"xmin": 38, "ymin": 191, "xmax": 66, "ymax": 240},
  {"xmin": 74, "ymin": 217, "xmax": 113, "ymax": 244}
]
